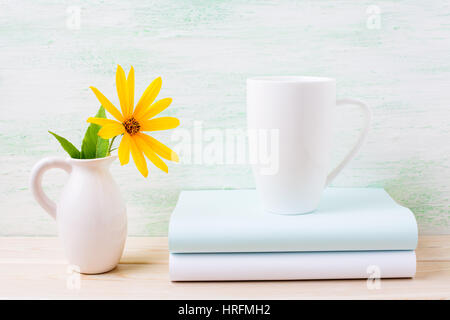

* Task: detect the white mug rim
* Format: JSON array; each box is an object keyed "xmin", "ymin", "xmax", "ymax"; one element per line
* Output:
[{"xmin": 247, "ymin": 76, "xmax": 335, "ymax": 83}]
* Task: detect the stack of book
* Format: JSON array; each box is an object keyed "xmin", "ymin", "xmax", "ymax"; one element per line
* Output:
[{"xmin": 168, "ymin": 188, "xmax": 418, "ymax": 281}]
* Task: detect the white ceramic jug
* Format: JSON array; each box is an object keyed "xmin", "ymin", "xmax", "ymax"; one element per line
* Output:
[{"xmin": 30, "ymin": 156, "xmax": 127, "ymax": 274}]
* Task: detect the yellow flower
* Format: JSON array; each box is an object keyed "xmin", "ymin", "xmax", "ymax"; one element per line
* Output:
[{"xmin": 87, "ymin": 65, "xmax": 180, "ymax": 177}]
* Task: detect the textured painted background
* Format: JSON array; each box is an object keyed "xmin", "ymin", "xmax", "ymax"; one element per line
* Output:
[{"xmin": 0, "ymin": 0, "xmax": 449, "ymax": 236}]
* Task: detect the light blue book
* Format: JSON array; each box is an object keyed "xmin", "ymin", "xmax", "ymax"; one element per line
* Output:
[{"xmin": 169, "ymin": 188, "xmax": 418, "ymax": 253}]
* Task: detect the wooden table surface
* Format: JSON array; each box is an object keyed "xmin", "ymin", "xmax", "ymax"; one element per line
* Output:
[{"xmin": 0, "ymin": 236, "xmax": 449, "ymax": 299}]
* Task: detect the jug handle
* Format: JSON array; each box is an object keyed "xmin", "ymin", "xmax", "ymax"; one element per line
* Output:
[
  {"xmin": 326, "ymin": 98, "xmax": 372, "ymax": 186},
  {"xmin": 30, "ymin": 157, "xmax": 72, "ymax": 219}
]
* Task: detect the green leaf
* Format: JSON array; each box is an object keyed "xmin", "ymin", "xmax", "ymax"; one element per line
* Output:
[
  {"xmin": 81, "ymin": 106, "xmax": 110, "ymax": 159},
  {"xmin": 48, "ymin": 131, "xmax": 81, "ymax": 159}
]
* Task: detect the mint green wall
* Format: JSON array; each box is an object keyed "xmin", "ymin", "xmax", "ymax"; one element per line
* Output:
[{"xmin": 0, "ymin": 0, "xmax": 449, "ymax": 235}]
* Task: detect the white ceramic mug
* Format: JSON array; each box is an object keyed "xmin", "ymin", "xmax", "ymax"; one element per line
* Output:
[{"xmin": 247, "ymin": 76, "xmax": 371, "ymax": 214}]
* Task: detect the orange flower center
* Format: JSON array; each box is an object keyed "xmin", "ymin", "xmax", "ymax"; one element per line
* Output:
[{"xmin": 123, "ymin": 117, "xmax": 141, "ymax": 135}]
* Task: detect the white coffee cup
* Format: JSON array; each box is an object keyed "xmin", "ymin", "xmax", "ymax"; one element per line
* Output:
[{"xmin": 247, "ymin": 76, "xmax": 371, "ymax": 215}]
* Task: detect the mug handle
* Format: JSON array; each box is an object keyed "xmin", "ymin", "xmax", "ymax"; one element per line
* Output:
[
  {"xmin": 326, "ymin": 98, "xmax": 372, "ymax": 186},
  {"xmin": 30, "ymin": 157, "xmax": 72, "ymax": 219}
]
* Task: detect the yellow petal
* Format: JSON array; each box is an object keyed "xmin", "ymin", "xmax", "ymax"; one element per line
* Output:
[
  {"xmin": 127, "ymin": 66, "xmax": 135, "ymax": 115},
  {"xmin": 90, "ymin": 87, "xmax": 124, "ymax": 122},
  {"xmin": 134, "ymin": 134, "xmax": 168, "ymax": 173},
  {"xmin": 86, "ymin": 117, "xmax": 121, "ymax": 127},
  {"xmin": 133, "ymin": 77, "xmax": 162, "ymax": 119},
  {"xmin": 137, "ymin": 133, "xmax": 179, "ymax": 162},
  {"xmin": 129, "ymin": 137, "xmax": 148, "ymax": 177},
  {"xmin": 137, "ymin": 98, "xmax": 173, "ymax": 121},
  {"xmin": 98, "ymin": 123, "xmax": 125, "ymax": 139},
  {"xmin": 118, "ymin": 133, "xmax": 130, "ymax": 165},
  {"xmin": 116, "ymin": 65, "xmax": 129, "ymax": 118},
  {"xmin": 140, "ymin": 117, "xmax": 180, "ymax": 132}
]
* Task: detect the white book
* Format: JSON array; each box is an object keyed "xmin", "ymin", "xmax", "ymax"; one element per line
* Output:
[{"xmin": 170, "ymin": 250, "xmax": 416, "ymax": 281}]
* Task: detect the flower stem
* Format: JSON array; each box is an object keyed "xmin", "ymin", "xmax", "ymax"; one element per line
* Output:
[{"xmin": 107, "ymin": 135, "xmax": 118, "ymax": 156}]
